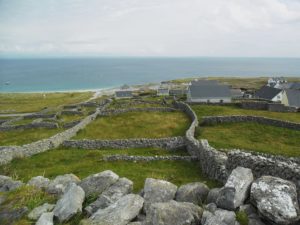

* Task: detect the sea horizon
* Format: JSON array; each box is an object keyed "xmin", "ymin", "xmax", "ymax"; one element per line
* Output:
[{"xmin": 1, "ymin": 57, "xmax": 300, "ymax": 93}]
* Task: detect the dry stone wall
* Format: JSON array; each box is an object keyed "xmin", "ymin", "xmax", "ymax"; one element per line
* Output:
[
  {"xmin": 100, "ymin": 107, "xmax": 177, "ymax": 116},
  {"xmin": 103, "ymin": 155, "xmax": 198, "ymax": 162},
  {"xmin": 0, "ymin": 100, "xmax": 112, "ymax": 165},
  {"xmin": 63, "ymin": 137, "xmax": 186, "ymax": 150},
  {"xmin": 173, "ymin": 101, "xmax": 300, "ymax": 189},
  {"xmin": 0, "ymin": 122, "xmax": 59, "ymax": 131},
  {"xmin": 201, "ymin": 115, "xmax": 300, "ymax": 130}
]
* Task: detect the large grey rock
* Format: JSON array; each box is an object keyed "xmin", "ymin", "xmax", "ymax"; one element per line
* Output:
[
  {"xmin": 143, "ymin": 178, "xmax": 177, "ymax": 213},
  {"xmin": 0, "ymin": 207, "xmax": 28, "ymax": 225},
  {"xmin": 27, "ymin": 176, "xmax": 50, "ymax": 190},
  {"xmin": 144, "ymin": 200, "xmax": 203, "ymax": 225},
  {"xmin": 201, "ymin": 206, "xmax": 237, "ymax": 225},
  {"xmin": 36, "ymin": 212, "xmax": 54, "ymax": 225},
  {"xmin": 47, "ymin": 174, "xmax": 80, "ymax": 195},
  {"xmin": 0, "ymin": 175, "xmax": 23, "ymax": 192},
  {"xmin": 251, "ymin": 176, "xmax": 300, "ymax": 225},
  {"xmin": 82, "ymin": 194, "xmax": 144, "ymax": 225},
  {"xmin": 28, "ymin": 203, "xmax": 55, "ymax": 220},
  {"xmin": 206, "ymin": 188, "xmax": 220, "ymax": 204},
  {"xmin": 79, "ymin": 170, "xmax": 119, "ymax": 197},
  {"xmin": 176, "ymin": 182, "xmax": 209, "ymax": 205},
  {"xmin": 85, "ymin": 177, "xmax": 133, "ymax": 215},
  {"xmin": 53, "ymin": 183, "xmax": 85, "ymax": 223},
  {"xmin": 217, "ymin": 167, "xmax": 253, "ymax": 210}
]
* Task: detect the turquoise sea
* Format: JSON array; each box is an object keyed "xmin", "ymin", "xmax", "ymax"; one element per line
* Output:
[{"xmin": 1, "ymin": 57, "xmax": 300, "ymax": 92}]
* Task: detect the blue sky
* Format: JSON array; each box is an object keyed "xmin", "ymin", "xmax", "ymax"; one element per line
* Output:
[{"xmin": 1, "ymin": 0, "xmax": 300, "ymax": 57}]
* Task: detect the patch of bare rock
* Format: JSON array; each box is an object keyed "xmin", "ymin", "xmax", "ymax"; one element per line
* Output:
[{"xmin": 0, "ymin": 167, "xmax": 299, "ymax": 225}]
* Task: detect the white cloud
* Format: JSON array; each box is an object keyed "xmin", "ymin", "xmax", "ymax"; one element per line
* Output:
[{"xmin": 0, "ymin": 0, "xmax": 300, "ymax": 57}]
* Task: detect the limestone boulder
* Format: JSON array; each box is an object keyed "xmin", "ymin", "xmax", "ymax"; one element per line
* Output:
[
  {"xmin": 144, "ymin": 200, "xmax": 203, "ymax": 225},
  {"xmin": 53, "ymin": 183, "xmax": 85, "ymax": 223},
  {"xmin": 217, "ymin": 167, "xmax": 253, "ymax": 210},
  {"xmin": 36, "ymin": 212, "xmax": 54, "ymax": 225},
  {"xmin": 143, "ymin": 178, "xmax": 177, "ymax": 213},
  {"xmin": 0, "ymin": 207, "xmax": 28, "ymax": 224},
  {"xmin": 206, "ymin": 188, "xmax": 220, "ymax": 204},
  {"xmin": 27, "ymin": 176, "xmax": 50, "ymax": 190},
  {"xmin": 0, "ymin": 175, "xmax": 23, "ymax": 192},
  {"xmin": 175, "ymin": 182, "xmax": 209, "ymax": 205},
  {"xmin": 201, "ymin": 204, "xmax": 237, "ymax": 225},
  {"xmin": 28, "ymin": 203, "xmax": 55, "ymax": 220},
  {"xmin": 82, "ymin": 194, "xmax": 144, "ymax": 225},
  {"xmin": 79, "ymin": 170, "xmax": 119, "ymax": 197},
  {"xmin": 85, "ymin": 177, "xmax": 133, "ymax": 215},
  {"xmin": 47, "ymin": 174, "xmax": 80, "ymax": 195},
  {"xmin": 250, "ymin": 176, "xmax": 300, "ymax": 225}
]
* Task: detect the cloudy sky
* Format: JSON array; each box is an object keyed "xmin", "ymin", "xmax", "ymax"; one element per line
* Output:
[{"xmin": 1, "ymin": 0, "xmax": 300, "ymax": 57}]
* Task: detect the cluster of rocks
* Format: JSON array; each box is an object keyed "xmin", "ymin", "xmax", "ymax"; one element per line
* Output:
[
  {"xmin": 1, "ymin": 167, "xmax": 299, "ymax": 225},
  {"xmin": 103, "ymin": 154, "xmax": 198, "ymax": 162},
  {"xmin": 63, "ymin": 136, "xmax": 186, "ymax": 150},
  {"xmin": 201, "ymin": 115, "xmax": 300, "ymax": 131}
]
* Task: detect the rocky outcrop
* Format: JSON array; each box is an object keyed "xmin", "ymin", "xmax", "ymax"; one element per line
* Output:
[
  {"xmin": 206, "ymin": 188, "xmax": 220, "ymax": 204},
  {"xmin": 144, "ymin": 200, "xmax": 203, "ymax": 225},
  {"xmin": 79, "ymin": 170, "xmax": 119, "ymax": 197},
  {"xmin": 216, "ymin": 167, "xmax": 253, "ymax": 210},
  {"xmin": 82, "ymin": 194, "xmax": 144, "ymax": 225},
  {"xmin": 201, "ymin": 203, "xmax": 238, "ymax": 225},
  {"xmin": 85, "ymin": 177, "xmax": 133, "ymax": 215},
  {"xmin": 0, "ymin": 207, "xmax": 28, "ymax": 225},
  {"xmin": 28, "ymin": 203, "xmax": 55, "ymax": 220},
  {"xmin": 175, "ymin": 182, "xmax": 209, "ymax": 205},
  {"xmin": 143, "ymin": 178, "xmax": 178, "ymax": 213},
  {"xmin": 251, "ymin": 176, "xmax": 300, "ymax": 225},
  {"xmin": 0, "ymin": 175, "xmax": 23, "ymax": 192},
  {"xmin": 27, "ymin": 176, "xmax": 50, "ymax": 190},
  {"xmin": 53, "ymin": 183, "xmax": 85, "ymax": 223},
  {"xmin": 36, "ymin": 212, "xmax": 54, "ymax": 225},
  {"xmin": 47, "ymin": 174, "xmax": 80, "ymax": 195}
]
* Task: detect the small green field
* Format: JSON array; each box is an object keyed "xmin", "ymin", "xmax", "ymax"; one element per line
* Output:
[
  {"xmin": 11, "ymin": 118, "xmax": 35, "ymax": 126},
  {"xmin": 0, "ymin": 92, "xmax": 93, "ymax": 113},
  {"xmin": 192, "ymin": 105, "xmax": 300, "ymax": 123},
  {"xmin": 0, "ymin": 148, "xmax": 218, "ymax": 192},
  {"xmin": 74, "ymin": 111, "xmax": 190, "ymax": 140},
  {"xmin": 197, "ymin": 122, "xmax": 300, "ymax": 157},
  {"xmin": 0, "ymin": 128, "xmax": 64, "ymax": 146}
]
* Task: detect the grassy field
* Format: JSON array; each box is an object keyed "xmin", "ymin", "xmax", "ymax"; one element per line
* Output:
[
  {"xmin": 74, "ymin": 111, "xmax": 190, "ymax": 140},
  {"xmin": 191, "ymin": 105, "xmax": 300, "ymax": 123},
  {"xmin": 197, "ymin": 122, "xmax": 300, "ymax": 157},
  {"xmin": 11, "ymin": 118, "xmax": 35, "ymax": 126},
  {"xmin": 0, "ymin": 92, "xmax": 93, "ymax": 113},
  {"xmin": 0, "ymin": 128, "xmax": 64, "ymax": 146},
  {"xmin": 0, "ymin": 148, "xmax": 219, "ymax": 192}
]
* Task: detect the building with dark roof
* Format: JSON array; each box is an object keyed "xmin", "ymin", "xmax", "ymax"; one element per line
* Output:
[
  {"xmin": 115, "ymin": 90, "xmax": 133, "ymax": 98},
  {"xmin": 282, "ymin": 89, "xmax": 300, "ymax": 108},
  {"xmin": 190, "ymin": 80, "xmax": 219, "ymax": 86},
  {"xmin": 254, "ymin": 86, "xmax": 283, "ymax": 101},
  {"xmin": 187, "ymin": 82, "xmax": 231, "ymax": 103},
  {"xmin": 157, "ymin": 87, "xmax": 169, "ymax": 96}
]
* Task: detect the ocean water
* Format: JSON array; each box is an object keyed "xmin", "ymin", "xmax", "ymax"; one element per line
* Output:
[{"xmin": 0, "ymin": 57, "xmax": 300, "ymax": 92}]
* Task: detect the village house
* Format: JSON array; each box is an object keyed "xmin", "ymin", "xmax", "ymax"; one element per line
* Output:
[
  {"xmin": 115, "ymin": 90, "xmax": 133, "ymax": 99},
  {"xmin": 254, "ymin": 86, "xmax": 283, "ymax": 102},
  {"xmin": 187, "ymin": 80, "xmax": 232, "ymax": 103},
  {"xmin": 267, "ymin": 77, "xmax": 287, "ymax": 88},
  {"xmin": 157, "ymin": 87, "xmax": 169, "ymax": 96},
  {"xmin": 281, "ymin": 89, "xmax": 300, "ymax": 108},
  {"xmin": 169, "ymin": 88, "xmax": 187, "ymax": 97}
]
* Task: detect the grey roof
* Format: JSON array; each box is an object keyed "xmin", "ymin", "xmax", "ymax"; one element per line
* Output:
[
  {"xmin": 230, "ymin": 89, "xmax": 243, "ymax": 97},
  {"xmin": 191, "ymin": 80, "xmax": 219, "ymax": 86},
  {"xmin": 290, "ymin": 82, "xmax": 300, "ymax": 90},
  {"xmin": 115, "ymin": 90, "xmax": 133, "ymax": 98},
  {"xmin": 285, "ymin": 89, "xmax": 300, "ymax": 108},
  {"xmin": 169, "ymin": 89, "xmax": 186, "ymax": 95},
  {"xmin": 255, "ymin": 86, "xmax": 282, "ymax": 100},
  {"xmin": 189, "ymin": 84, "xmax": 231, "ymax": 98}
]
